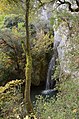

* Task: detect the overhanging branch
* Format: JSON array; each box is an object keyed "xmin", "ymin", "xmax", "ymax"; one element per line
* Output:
[
  {"xmin": 37, "ymin": 0, "xmax": 56, "ymax": 8},
  {"xmin": 58, "ymin": 0, "xmax": 79, "ymax": 12},
  {"xmin": 76, "ymin": 0, "xmax": 79, "ymax": 7}
]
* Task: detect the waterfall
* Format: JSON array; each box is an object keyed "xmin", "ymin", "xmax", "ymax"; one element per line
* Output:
[
  {"xmin": 46, "ymin": 48, "xmax": 58, "ymax": 90},
  {"xmin": 42, "ymin": 53, "xmax": 58, "ymax": 96},
  {"xmin": 42, "ymin": 43, "xmax": 60, "ymax": 96},
  {"xmin": 46, "ymin": 56, "xmax": 55, "ymax": 89},
  {"xmin": 46, "ymin": 33, "xmax": 60, "ymax": 90},
  {"xmin": 45, "ymin": 22, "xmax": 69, "ymax": 91}
]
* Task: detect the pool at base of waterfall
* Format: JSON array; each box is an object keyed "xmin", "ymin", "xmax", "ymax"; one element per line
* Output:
[
  {"xmin": 41, "ymin": 89, "xmax": 58, "ymax": 97},
  {"xmin": 42, "ymin": 89, "xmax": 58, "ymax": 94}
]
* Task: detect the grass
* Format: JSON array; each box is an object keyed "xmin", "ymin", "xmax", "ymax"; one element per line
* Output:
[{"xmin": 34, "ymin": 77, "xmax": 79, "ymax": 119}]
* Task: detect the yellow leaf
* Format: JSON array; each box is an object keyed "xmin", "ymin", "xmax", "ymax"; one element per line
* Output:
[{"xmin": 73, "ymin": 109, "xmax": 77, "ymax": 113}]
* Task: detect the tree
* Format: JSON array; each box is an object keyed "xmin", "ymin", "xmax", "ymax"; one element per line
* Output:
[
  {"xmin": 24, "ymin": 0, "xmax": 34, "ymax": 114},
  {"xmin": 0, "ymin": 0, "xmax": 34, "ymax": 115}
]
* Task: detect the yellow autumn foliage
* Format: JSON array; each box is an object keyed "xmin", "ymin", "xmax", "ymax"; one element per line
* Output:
[{"xmin": 0, "ymin": 0, "xmax": 23, "ymax": 14}]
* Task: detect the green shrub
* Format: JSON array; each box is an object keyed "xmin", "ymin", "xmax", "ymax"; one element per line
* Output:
[
  {"xmin": 34, "ymin": 78, "xmax": 79, "ymax": 119},
  {"xmin": 4, "ymin": 14, "xmax": 24, "ymax": 29},
  {"xmin": 0, "ymin": 14, "xmax": 5, "ymax": 28},
  {"xmin": 0, "ymin": 80, "xmax": 25, "ymax": 119}
]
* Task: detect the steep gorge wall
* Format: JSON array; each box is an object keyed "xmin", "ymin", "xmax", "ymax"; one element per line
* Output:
[{"xmin": 54, "ymin": 21, "xmax": 79, "ymax": 79}]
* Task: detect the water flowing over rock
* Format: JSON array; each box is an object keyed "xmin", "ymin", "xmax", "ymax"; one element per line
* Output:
[
  {"xmin": 42, "ymin": 47, "xmax": 59, "ymax": 95},
  {"xmin": 45, "ymin": 21, "xmax": 75, "ymax": 92},
  {"xmin": 46, "ymin": 56, "xmax": 56, "ymax": 90},
  {"xmin": 46, "ymin": 47, "xmax": 58, "ymax": 90},
  {"xmin": 41, "ymin": 12, "xmax": 79, "ymax": 97}
]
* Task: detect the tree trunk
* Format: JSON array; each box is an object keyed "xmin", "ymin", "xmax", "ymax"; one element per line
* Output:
[
  {"xmin": 25, "ymin": 54, "xmax": 34, "ymax": 114},
  {"xmin": 24, "ymin": 0, "xmax": 34, "ymax": 114}
]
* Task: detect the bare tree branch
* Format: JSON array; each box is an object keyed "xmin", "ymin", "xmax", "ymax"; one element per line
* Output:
[
  {"xmin": 37, "ymin": 0, "xmax": 56, "ymax": 8},
  {"xmin": 0, "ymin": 38, "xmax": 15, "ymax": 50},
  {"xmin": 58, "ymin": 0, "xmax": 79, "ymax": 12},
  {"xmin": 76, "ymin": 0, "xmax": 79, "ymax": 7}
]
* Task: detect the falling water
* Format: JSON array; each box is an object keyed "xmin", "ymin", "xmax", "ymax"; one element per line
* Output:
[
  {"xmin": 45, "ymin": 28, "xmax": 61, "ymax": 90},
  {"xmin": 46, "ymin": 46, "xmax": 59, "ymax": 90},
  {"xmin": 46, "ymin": 56, "xmax": 56, "ymax": 90},
  {"xmin": 42, "ymin": 51, "xmax": 58, "ymax": 95}
]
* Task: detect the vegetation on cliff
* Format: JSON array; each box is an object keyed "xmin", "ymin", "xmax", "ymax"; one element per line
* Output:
[{"xmin": 0, "ymin": 0, "xmax": 79, "ymax": 118}]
